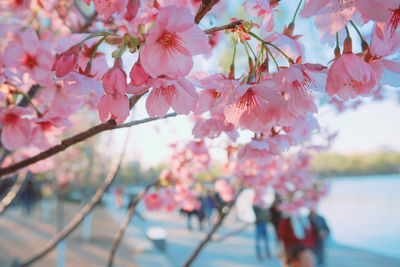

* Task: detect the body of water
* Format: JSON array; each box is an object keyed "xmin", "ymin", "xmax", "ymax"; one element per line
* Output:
[{"xmin": 318, "ymin": 174, "xmax": 400, "ymax": 259}]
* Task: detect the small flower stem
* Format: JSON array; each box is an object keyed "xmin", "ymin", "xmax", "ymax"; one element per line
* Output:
[
  {"xmin": 336, "ymin": 32, "xmax": 339, "ymax": 46},
  {"xmin": 80, "ymin": 31, "xmax": 118, "ymax": 45},
  {"xmin": 349, "ymin": 20, "xmax": 364, "ymax": 42},
  {"xmin": 90, "ymin": 36, "xmax": 106, "ymax": 61},
  {"xmin": 257, "ymin": 44, "xmax": 264, "ymax": 83},
  {"xmin": 243, "ymin": 41, "xmax": 251, "ymax": 59},
  {"xmin": 349, "ymin": 20, "xmax": 369, "ymax": 50},
  {"xmin": 291, "ymin": 0, "xmax": 303, "ymax": 24},
  {"xmin": 231, "ymin": 42, "xmax": 237, "ymax": 66},
  {"xmin": 12, "ymin": 90, "xmax": 41, "ymax": 115},
  {"xmin": 265, "ymin": 45, "xmax": 279, "ymax": 70},
  {"xmin": 334, "ymin": 32, "xmax": 341, "ymax": 58},
  {"xmin": 244, "ymin": 40, "xmax": 257, "ymax": 60},
  {"xmin": 249, "ymin": 32, "xmax": 294, "ymax": 64},
  {"xmin": 250, "ymin": 43, "xmax": 263, "ymax": 80},
  {"xmin": 344, "ymin": 26, "xmax": 350, "ymax": 38}
]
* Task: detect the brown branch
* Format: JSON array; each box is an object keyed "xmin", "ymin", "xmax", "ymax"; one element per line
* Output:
[
  {"xmin": 18, "ymin": 85, "xmax": 40, "ymax": 108},
  {"xmin": 182, "ymin": 187, "xmax": 244, "ymax": 267},
  {"xmin": 107, "ymin": 180, "xmax": 159, "ymax": 267},
  {"xmin": 0, "ymin": 113, "xmax": 178, "ymax": 179},
  {"xmin": 78, "ymin": 11, "xmax": 98, "ymax": 33},
  {"xmin": 195, "ymin": 0, "xmax": 220, "ymax": 24},
  {"xmin": 203, "ymin": 20, "xmax": 243, "ymax": 35},
  {"xmin": 17, "ymin": 131, "xmax": 130, "ymax": 267},
  {"xmin": 211, "ymin": 223, "xmax": 250, "ymax": 243},
  {"xmin": 0, "ymin": 171, "xmax": 30, "ymax": 216}
]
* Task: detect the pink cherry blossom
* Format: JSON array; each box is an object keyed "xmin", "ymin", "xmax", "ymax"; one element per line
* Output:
[
  {"xmin": 371, "ymin": 22, "xmax": 400, "ymax": 58},
  {"xmin": 53, "ymin": 45, "xmax": 81, "ymax": 78},
  {"xmin": 85, "ymin": 0, "xmax": 128, "ymax": 18},
  {"xmin": 214, "ymin": 179, "xmax": 234, "ymax": 202},
  {"xmin": 0, "ymin": 107, "xmax": 32, "ymax": 151},
  {"xmin": 192, "ymin": 73, "xmax": 238, "ymax": 115},
  {"xmin": 3, "ymin": 29, "xmax": 53, "ymax": 86},
  {"xmin": 145, "ymin": 77, "xmax": 198, "ymax": 118},
  {"xmin": 32, "ymin": 114, "xmax": 72, "ymax": 149},
  {"xmin": 48, "ymin": 84, "xmax": 86, "ymax": 117},
  {"xmin": 140, "ymin": 6, "xmax": 210, "ymax": 78},
  {"xmin": 129, "ymin": 60, "xmax": 149, "ymax": 86},
  {"xmin": 192, "ymin": 115, "xmax": 238, "ymax": 142},
  {"xmin": 244, "ymin": 0, "xmax": 275, "ymax": 33},
  {"xmin": 300, "ymin": 0, "xmax": 356, "ymax": 37},
  {"xmin": 102, "ymin": 66, "xmax": 127, "ymax": 95},
  {"xmin": 237, "ymin": 139, "xmax": 280, "ymax": 166},
  {"xmin": 224, "ymin": 81, "xmax": 286, "ymax": 132},
  {"xmin": 326, "ymin": 54, "xmax": 377, "ymax": 100},
  {"xmin": 125, "ymin": 0, "xmax": 140, "ymax": 21},
  {"xmin": 97, "ymin": 94, "xmax": 130, "ymax": 124},
  {"xmin": 144, "ymin": 192, "xmax": 164, "ymax": 211},
  {"xmin": 283, "ymin": 114, "xmax": 319, "ymax": 144},
  {"xmin": 274, "ymin": 63, "xmax": 326, "ymax": 116}
]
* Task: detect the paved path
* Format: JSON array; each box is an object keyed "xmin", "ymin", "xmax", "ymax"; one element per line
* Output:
[
  {"xmin": 1, "ymin": 197, "xmax": 399, "ymax": 267},
  {"xmin": 0, "ymin": 202, "xmax": 137, "ymax": 267},
  {"xmin": 104, "ymin": 192, "xmax": 400, "ymax": 267}
]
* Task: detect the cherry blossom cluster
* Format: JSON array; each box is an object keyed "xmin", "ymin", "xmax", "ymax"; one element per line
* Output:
[
  {"xmin": 0, "ymin": 0, "xmax": 399, "ymax": 212},
  {"xmin": 144, "ymin": 128, "xmax": 332, "ymax": 213}
]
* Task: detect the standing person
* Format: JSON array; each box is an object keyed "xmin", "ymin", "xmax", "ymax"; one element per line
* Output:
[
  {"xmin": 184, "ymin": 208, "xmax": 196, "ymax": 231},
  {"xmin": 278, "ymin": 212, "xmax": 317, "ymax": 265},
  {"xmin": 309, "ymin": 210, "xmax": 330, "ymax": 265},
  {"xmin": 114, "ymin": 187, "xmax": 123, "ymax": 208},
  {"xmin": 196, "ymin": 196, "xmax": 205, "ymax": 231},
  {"xmin": 202, "ymin": 191, "xmax": 216, "ymax": 228},
  {"xmin": 286, "ymin": 244, "xmax": 315, "ymax": 267},
  {"xmin": 253, "ymin": 205, "xmax": 271, "ymax": 260},
  {"xmin": 20, "ymin": 180, "xmax": 36, "ymax": 214},
  {"xmin": 269, "ymin": 196, "xmax": 282, "ymax": 236}
]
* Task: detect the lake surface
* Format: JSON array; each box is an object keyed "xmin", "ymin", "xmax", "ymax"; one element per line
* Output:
[{"xmin": 318, "ymin": 174, "xmax": 400, "ymax": 259}]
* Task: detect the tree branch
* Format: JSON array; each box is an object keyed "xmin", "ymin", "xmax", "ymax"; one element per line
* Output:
[
  {"xmin": 195, "ymin": 0, "xmax": 220, "ymax": 24},
  {"xmin": 182, "ymin": 187, "xmax": 244, "ymax": 267},
  {"xmin": 0, "ymin": 171, "xmax": 30, "ymax": 216},
  {"xmin": 107, "ymin": 180, "xmax": 159, "ymax": 267},
  {"xmin": 0, "ymin": 113, "xmax": 178, "ymax": 178},
  {"xmin": 18, "ymin": 85, "xmax": 40, "ymax": 108},
  {"xmin": 78, "ymin": 11, "xmax": 98, "ymax": 33},
  {"xmin": 211, "ymin": 223, "xmax": 250, "ymax": 243},
  {"xmin": 17, "ymin": 131, "xmax": 130, "ymax": 267},
  {"xmin": 203, "ymin": 20, "xmax": 243, "ymax": 35}
]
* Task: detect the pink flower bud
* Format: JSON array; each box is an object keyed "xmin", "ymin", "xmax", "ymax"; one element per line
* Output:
[
  {"xmin": 102, "ymin": 65, "xmax": 127, "ymax": 95},
  {"xmin": 125, "ymin": 0, "xmax": 140, "ymax": 21},
  {"xmin": 129, "ymin": 61, "xmax": 149, "ymax": 86},
  {"xmin": 53, "ymin": 46, "xmax": 81, "ymax": 78}
]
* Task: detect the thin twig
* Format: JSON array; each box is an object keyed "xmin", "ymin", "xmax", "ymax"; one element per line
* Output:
[
  {"xmin": 0, "ymin": 113, "xmax": 178, "ymax": 178},
  {"xmin": 195, "ymin": 0, "xmax": 220, "ymax": 24},
  {"xmin": 78, "ymin": 12, "xmax": 98, "ymax": 33},
  {"xmin": 211, "ymin": 223, "xmax": 250, "ymax": 243},
  {"xmin": 182, "ymin": 188, "xmax": 244, "ymax": 267},
  {"xmin": 203, "ymin": 20, "xmax": 243, "ymax": 35},
  {"xmin": 0, "ymin": 171, "xmax": 30, "ymax": 216},
  {"xmin": 17, "ymin": 130, "xmax": 130, "ymax": 267},
  {"xmin": 107, "ymin": 180, "xmax": 159, "ymax": 267}
]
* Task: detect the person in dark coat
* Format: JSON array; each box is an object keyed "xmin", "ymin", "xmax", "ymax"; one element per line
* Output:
[
  {"xmin": 269, "ymin": 197, "xmax": 282, "ymax": 235},
  {"xmin": 253, "ymin": 205, "xmax": 271, "ymax": 259},
  {"xmin": 308, "ymin": 210, "xmax": 330, "ymax": 265}
]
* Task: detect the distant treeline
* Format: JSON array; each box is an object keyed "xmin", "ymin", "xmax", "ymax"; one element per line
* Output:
[{"xmin": 311, "ymin": 151, "xmax": 400, "ymax": 177}]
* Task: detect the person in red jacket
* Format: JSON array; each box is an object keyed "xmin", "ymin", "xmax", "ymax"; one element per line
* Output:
[{"xmin": 278, "ymin": 213, "xmax": 317, "ymax": 265}]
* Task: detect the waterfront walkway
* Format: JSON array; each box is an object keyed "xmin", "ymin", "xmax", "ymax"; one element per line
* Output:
[{"xmin": 0, "ymin": 199, "xmax": 399, "ymax": 267}]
